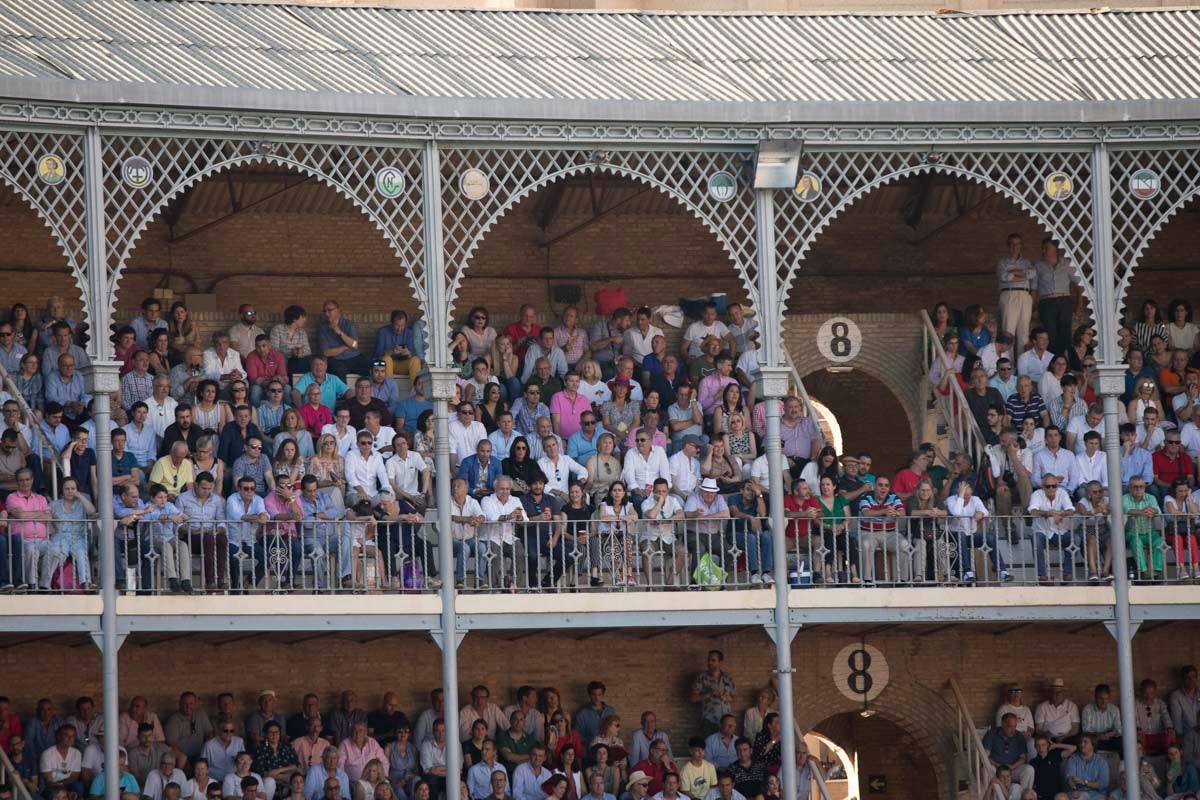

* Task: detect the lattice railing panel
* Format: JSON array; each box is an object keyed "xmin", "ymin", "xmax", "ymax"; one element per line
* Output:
[
  {"xmin": 0, "ymin": 128, "xmax": 90, "ymax": 315},
  {"xmin": 773, "ymin": 149, "xmax": 1095, "ymax": 341},
  {"xmin": 440, "ymin": 147, "xmax": 758, "ymax": 321},
  {"xmin": 100, "ymin": 135, "xmax": 426, "ymax": 342},
  {"xmin": 1110, "ymin": 147, "xmax": 1200, "ymax": 319}
]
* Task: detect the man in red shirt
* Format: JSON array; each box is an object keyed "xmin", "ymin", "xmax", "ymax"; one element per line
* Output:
[
  {"xmin": 630, "ymin": 739, "xmax": 678, "ymax": 795},
  {"xmin": 891, "ymin": 450, "xmax": 930, "ymax": 501},
  {"xmin": 504, "ymin": 305, "xmax": 540, "ymax": 362},
  {"xmin": 244, "ymin": 334, "xmax": 288, "ymax": 406},
  {"xmin": 783, "ymin": 479, "xmax": 821, "ymax": 557},
  {"xmin": 1152, "ymin": 432, "xmax": 1196, "ymax": 502}
]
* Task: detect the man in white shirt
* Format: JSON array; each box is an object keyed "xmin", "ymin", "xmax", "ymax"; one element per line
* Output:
[
  {"xmin": 994, "ymin": 684, "xmax": 1036, "ymax": 758},
  {"xmin": 946, "ymin": 481, "xmax": 1002, "ymax": 584},
  {"xmin": 479, "ymin": 477, "xmax": 527, "ymax": 589},
  {"xmin": 521, "ymin": 327, "xmax": 568, "ymax": 384},
  {"xmin": 1016, "ymin": 328, "xmax": 1053, "ymax": 383},
  {"xmin": 668, "ymin": 436, "xmax": 702, "ymax": 500},
  {"xmin": 984, "ymin": 428, "xmax": 1034, "ymax": 517},
  {"xmin": 145, "ymin": 375, "xmax": 179, "ymax": 439},
  {"xmin": 1136, "ymin": 406, "xmax": 1165, "ymax": 452},
  {"xmin": 359, "ymin": 410, "xmax": 397, "ymax": 459},
  {"xmin": 1031, "ymin": 426, "xmax": 1079, "ymax": 494},
  {"xmin": 977, "ymin": 333, "xmax": 1014, "ymax": 378},
  {"xmin": 1066, "ymin": 405, "xmax": 1104, "ymax": 455},
  {"xmin": 1034, "ymin": 679, "xmax": 1080, "ymax": 745},
  {"xmin": 459, "ymin": 685, "xmax": 510, "ymax": 743},
  {"xmin": 537, "ymin": 436, "xmax": 587, "ymax": 502},
  {"xmin": 1182, "ymin": 420, "xmax": 1200, "ymax": 460},
  {"xmin": 448, "ymin": 401, "xmax": 488, "ymax": 469},
  {"xmin": 623, "ymin": 308, "xmax": 665, "ymax": 366},
  {"xmin": 142, "ymin": 751, "xmax": 188, "ymax": 800},
  {"xmin": 512, "ymin": 745, "xmax": 553, "ymax": 800},
  {"xmin": 1028, "ymin": 477, "xmax": 1077, "ymax": 583},
  {"xmin": 386, "ymin": 432, "xmax": 429, "ymax": 508},
  {"xmin": 321, "ymin": 408, "xmax": 357, "ymax": 457},
  {"xmin": 203, "ymin": 333, "xmax": 245, "ymax": 393},
  {"xmin": 343, "ymin": 433, "xmax": 389, "ymax": 507},
  {"xmin": 1074, "ymin": 432, "xmax": 1107, "ymax": 498},
  {"xmin": 641, "ymin": 478, "xmax": 685, "ymax": 587},
  {"xmin": 681, "ymin": 303, "xmax": 733, "ymax": 361},
  {"xmin": 622, "ymin": 433, "xmax": 672, "ymax": 506},
  {"xmin": 724, "ymin": 304, "xmax": 758, "ymax": 357},
  {"xmin": 200, "ymin": 723, "xmax": 244, "ymax": 781}
]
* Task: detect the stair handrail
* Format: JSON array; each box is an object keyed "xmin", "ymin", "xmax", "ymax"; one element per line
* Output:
[
  {"xmin": 948, "ymin": 676, "xmax": 993, "ymax": 800},
  {"xmin": 919, "ymin": 310, "xmax": 989, "ymax": 472},
  {"xmin": 782, "ymin": 349, "xmax": 830, "ymax": 450}
]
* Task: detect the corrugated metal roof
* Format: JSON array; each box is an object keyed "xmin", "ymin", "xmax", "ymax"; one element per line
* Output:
[{"xmin": 2, "ymin": 1, "xmax": 1200, "ymax": 123}]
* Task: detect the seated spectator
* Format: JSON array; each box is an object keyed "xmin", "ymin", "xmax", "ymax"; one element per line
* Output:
[
  {"xmin": 224, "ymin": 304, "xmax": 264, "ymax": 360},
  {"xmin": 219, "ymin": 405, "xmax": 265, "ymax": 470},
  {"xmin": 682, "ymin": 303, "xmax": 733, "ymax": 363},
  {"xmin": 345, "ymin": 432, "xmax": 389, "ymax": 507},
  {"xmin": 1153, "ymin": 430, "xmax": 1194, "ymax": 499},
  {"xmin": 1062, "ymin": 735, "xmax": 1107, "ymax": 799},
  {"xmin": 1173, "ymin": 371, "xmax": 1200, "ymax": 424},
  {"xmin": 1033, "ymin": 679, "xmax": 1079, "ymax": 746},
  {"xmin": 1028, "ymin": 474, "xmax": 1078, "ymax": 584},
  {"xmin": 1124, "ymin": 476, "xmax": 1163, "ymax": 579},
  {"xmin": 245, "ymin": 335, "xmax": 288, "ymax": 406},
  {"xmin": 989, "ymin": 357, "xmax": 1019, "ymax": 402},
  {"xmin": 458, "ymin": 439, "xmax": 502, "ymax": 500},
  {"xmin": 567, "ymin": 411, "xmax": 606, "ymax": 464},
  {"xmin": 551, "ymin": 373, "xmax": 592, "ymax": 440},
  {"xmin": 1126, "ymin": 377, "xmax": 1164, "ymax": 433},
  {"xmin": 1136, "ymin": 406, "xmax": 1165, "ymax": 454},
  {"xmin": 294, "ymin": 357, "xmax": 349, "ymax": 417},
  {"xmin": 1159, "ymin": 347, "xmax": 1192, "ymax": 398},
  {"xmin": 668, "ymin": 436, "xmax": 702, "ymax": 501},
  {"xmin": 982, "ymin": 714, "xmax": 1035, "ymax": 796},
  {"xmin": 304, "ymin": 747, "xmax": 349, "ymax": 800},
  {"xmin": 142, "ymin": 751, "xmax": 185, "ymax": 800},
  {"xmin": 688, "ymin": 337, "xmax": 722, "ymax": 385},
  {"xmin": 448, "ymin": 400, "xmax": 488, "ymax": 470},
  {"xmin": 391, "ymin": 374, "xmax": 431, "ymax": 435},
  {"xmin": 342, "ymin": 378, "xmax": 394, "ymax": 431},
  {"xmin": 1005, "ymin": 377, "xmax": 1048, "ymax": 430},
  {"xmin": 375, "ymin": 309, "xmax": 422, "ymax": 382},
  {"xmin": 538, "ymin": 436, "xmax": 588, "ymax": 503},
  {"xmin": 170, "ymin": 346, "xmax": 207, "ymax": 403},
  {"xmin": 622, "ymin": 308, "xmax": 661, "ymax": 368},
  {"xmin": 522, "ymin": 327, "xmax": 568, "ymax": 384},
  {"xmin": 526, "ymin": 417, "xmax": 562, "ymax": 462},
  {"xmin": 622, "ymin": 434, "xmax": 671, "ymax": 507},
  {"xmin": 11, "ymin": 352, "xmax": 43, "ymax": 412},
  {"xmin": 298, "ymin": 385, "xmax": 334, "ymax": 441},
  {"xmin": 318, "ymin": 300, "xmax": 371, "ymax": 379},
  {"xmin": 270, "ymin": 305, "xmax": 313, "ymax": 377},
  {"xmin": 697, "ymin": 356, "xmax": 738, "ymax": 420},
  {"xmin": 463, "ymin": 358, "xmax": 500, "ymax": 405},
  {"xmin": 1118, "ymin": 423, "xmax": 1153, "ymax": 491},
  {"xmin": 45, "ymin": 352, "xmax": 91, "ymax": 425},
  {"xmin": 1046, "ymin": 375, "xmax": 1087, "ymax": 431},
  {"xmin": 1016, "ymin": 328, "xmax": 1053, "ymax": 383},
  {"xmin": 702, "ymin": 716, "xmax": 736, "ymax": 771},
  {"xmin": 651, "ymin": 355, "xmax": 686, "ymax": 409},
  {"xmin": 41, "ymin": 321, "xmax": 90, "ymax": 378},
  {"xmin": 203, "ymin": 333, "xmax": 245, "ymax": 396},
  {"xmin": 590, "ymin": 308, "xmax": 633, "ymax": 380},
  {"xmin": 525, "ymin": 358, "xmax": 564, "ymax": 400}
]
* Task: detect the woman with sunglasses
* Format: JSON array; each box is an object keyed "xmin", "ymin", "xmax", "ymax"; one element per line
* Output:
[
  {"xmin": 502, "ymin": 436, "xmax": 544, "ymax": 497},
  {"xmin": 460, "ymin": 307, "xmax": 497, "ymax": 368},
  {"xmin": 222, "ymin": 381, "xmax": 258, "ymax": 428}
]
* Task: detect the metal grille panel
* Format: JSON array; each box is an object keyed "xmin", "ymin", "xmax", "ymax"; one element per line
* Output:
[
  {"xmin": 0, "ymin": 129, "xmax": 90, "ymax": 318},
  {"xmin": 439, "ymin": 147, "xmax": 759, "ymax": 322},
  {"xmin": 101, "ymin": 135, "xmax": 427, "ymax": 344},
  {"xmin": 773, "ymin": 149, "xmax": 1096, "ymax": 342},
  {"xmin": 1109, "ymin": 147, "xmax": 1200, "ymax": 319}
]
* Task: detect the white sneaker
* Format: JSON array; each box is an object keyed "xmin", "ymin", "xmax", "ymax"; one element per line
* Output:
[
  {"xmin": 762, "ymin": 573, "xmax": 775, "ymax": 586},
  {"xmin": 750, "ymin": 573, "xmax": 763, "ymax": 585}
]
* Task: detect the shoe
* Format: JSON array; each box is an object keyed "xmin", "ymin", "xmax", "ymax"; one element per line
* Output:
[
  {"xmin": 963, "ymin": 571, "xmax": 976, "ymax": 584},
  {"xmin": 168, "ymin": 578, "xmax": 181, "ymax": 593},
  {"xmin": 1038, "ymin": 576, "xmax": 1053, "ymax": 585},
  {"xmin": 427, "ymin": 577, "xmax": 443, "ymax": 590},
  {"xmin": 750, "ymin": 573, "xmax": 763, "ymax": 585},
  {"xmin": 0, "ymin": 582, "xmax": 14, "ymax": 593},
  {"xmin": 762, "ymin": 573, "xmax": 775, "ymax": 586},
  {"xmin": 454, "ymin": 581, "xmax": 465, "ymax": 590},
  {"xmin": 180, "ymin": 580, "xmax": 194, "ymax": 594},
  {"xmin": 589, "ymin": 576, "xmax": 602, "ymax": 587},
  {"xmin": 1088, "ymin": 573, "xmax": 1100, "ymax": 583},
  {"xmin": 1001, "ymin": 571, "xmax": 1014, "ymax": 583}
]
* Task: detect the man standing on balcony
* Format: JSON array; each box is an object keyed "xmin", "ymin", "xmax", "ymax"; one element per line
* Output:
[
  {"xmin": 1033, "ymin": 238, "xmax": 1080, "ymax": 357},
  {"xmin": 691, "ymin": 651, "xmax": 736, "ymax": 738},
  {"xmin": 997, "ymin": 233, "xmax": 1034, "ymax": 355}
]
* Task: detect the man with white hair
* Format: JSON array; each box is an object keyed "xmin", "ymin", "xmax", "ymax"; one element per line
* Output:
[{"xmin": 479, "ymin": 476, "xmax": 528, "ymax": 589}]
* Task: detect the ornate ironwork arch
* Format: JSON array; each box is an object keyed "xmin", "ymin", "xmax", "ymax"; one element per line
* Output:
[
  {"xmin": 100, "ymin": 135, "xmax": 426, "ymax": 345},
  {"xmin": 0, "ymin": 129, "xmax": 91, "ymax": 329},
  {"xmin": 1109, "ymin": 147, "xmax": 1200, "ymax": 317},
  {"xmin": 439, "ymin": 147, "xmax": 760, "ymax": 321},
  {"xmin": 773, "ymin": 150, "xmax": 1096, "ymax": 324}
]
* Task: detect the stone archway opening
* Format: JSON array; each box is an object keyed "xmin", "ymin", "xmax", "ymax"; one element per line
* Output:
[
  {"xmin": 803, "ymin": 368, "xmax": 913, "ymax": 475},
  {"xmin": 456, "ymin": 172, "xmax": 752, "ymax": 331},
  {"xmin": 117, "ymin": 164, "xmax": 423, "ymax": 362},
  {"xmin": 812, "ymin": 711, "xmax": 937, "ymax": 800}
]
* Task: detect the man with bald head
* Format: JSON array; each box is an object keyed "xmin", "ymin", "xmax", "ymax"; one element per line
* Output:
[{"xmin": 367, "ymin": 693, "xmax": 409, "ymax": 746}]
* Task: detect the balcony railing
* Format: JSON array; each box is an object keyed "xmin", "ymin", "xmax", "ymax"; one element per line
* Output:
[{"xmin": 3, "ymin": 512, "xmax": 1198, "ymax": 595}]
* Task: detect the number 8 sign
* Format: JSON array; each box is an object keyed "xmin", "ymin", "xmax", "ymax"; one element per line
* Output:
[
  {"xmin": 833, "ymin": 642, "xmax": 889, "ymax": 702},
  {"xmin": 817, "ymin": 317, "xmax": 862, "ymax": 364}
]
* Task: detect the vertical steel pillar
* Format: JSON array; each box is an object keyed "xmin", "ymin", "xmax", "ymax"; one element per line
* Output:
[
  {"xmin": 84, "ymin": 126, "xmax": 123, "ymax": 800},
  {"xmin": 753, "ymin": 187, "xmax": 798, "ymax": 800},
  {"xmin": 1090, "ymin": 142, "xmax": 1140, "ymax": 800},
  {"xmin": 421, "ymin": 141, "xmax": 463, "ymax": 800}
]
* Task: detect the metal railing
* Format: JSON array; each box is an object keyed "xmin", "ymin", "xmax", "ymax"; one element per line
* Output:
[
  {"xmin": 9, "ymin": 511, "xmax": 1198, "ymax": 595},
  {"xmin": 948, "ymin": 676, "xmax": 990, "ymax": 800},
  {"xmin": 0, "ymin": 359, "xmax": 57, "ymax": 500},
  {"xmin": 919, "ymin": 310, "xmax": 988, "ymax": 471}
]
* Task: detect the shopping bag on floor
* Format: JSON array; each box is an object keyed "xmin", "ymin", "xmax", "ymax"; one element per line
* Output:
[{"xmin": 693, "ymin": 553, "xmax": 726, "ymax": 590}]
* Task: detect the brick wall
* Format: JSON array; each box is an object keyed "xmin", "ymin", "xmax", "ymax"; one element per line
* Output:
[
  {"xmin": 2, "ymin": 622, "xmax": 1197, "ymax": 800},
  {"xmin": 802, "ymin": 369, "xmax": 916, "ymax": 472}
]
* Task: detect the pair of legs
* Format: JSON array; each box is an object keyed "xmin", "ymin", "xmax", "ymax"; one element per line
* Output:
[
  {"xmin": 1034, "ymin": 529, "xmax": 1086, "ymax": 580},
  {"xmin": 858, "ymin": 529, "xmax": 921, "ymax": 583},
  {"xmin": 479, "ymin": 539, "xmax": 527, "ymax": 589},
  {"xmin": 640, "ymin": 535, "xmax": 686, "ymax": 587},
  {"xmin": 726, "ymin": 522, "xmax": 774, "ymax": 581},
  {"xmin": 956, "ymin": 529, "xmax": 1008, "ymax": 581},
  {"xmin": 40, "ymin": 535, "xmax": 91, "ymax": 589}
]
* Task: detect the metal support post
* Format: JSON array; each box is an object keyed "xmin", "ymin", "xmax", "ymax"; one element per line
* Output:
[
  {"xmin": 420, "ymin": 141, "xmax": 463, "ymax": 800},
  {"xmin": 83, "ymin": 124, "xmax": 123, "ymax": 800},
  {"xmin": 753, "ymin": 187, "xmax": 798, "ymax": 800},
  {"xmin": 1090, "ymin": 140, "xmax": 1140, "ymax": 800}
]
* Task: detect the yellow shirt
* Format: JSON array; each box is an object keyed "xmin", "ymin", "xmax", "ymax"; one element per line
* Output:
[
  {"xmin": 678, "ymin": 761, "xmax": 717, "ymax": 800},
  {"xmin": 149, "ymin": 456, "xmax": 195, "ymax": 495}
]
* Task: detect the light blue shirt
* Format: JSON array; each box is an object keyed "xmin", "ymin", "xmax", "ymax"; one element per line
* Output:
[
  {"xmin": 300, "ymin": 492, "xmax": 340, "ymax": 543},
  {"xmin": 568, "ymin": 425, "xmax": 610, "ymax": 463},
  {"xmin": 142, "ymin": 501, "xmax": 183, "ymax": 542},
  {"xmin": 50, "ymin": 497, "xmax": 90, "ymax": 543},
  {"xmin": 41, "ymin": 343, "xmax": 90, "ymax": 377},
  {"xmin": 38, "ymin": 419, "xmax": 71, "ymax": 460},
  {"xmin": 370, "ymin": 378, "xmax": 401, "ymax": 411},
  {"xmin": 989, "ymin": 374, "xmax": 1019, "ymax": 401},
  {"xmin": 303, "ymin": 765, "xmax": 350, "ymax": 800},
  {"xmin": 44, "ymin": 371, "xmax": 91, "ymax": 411},
  {"xmin": 1064, "ymin": 752, "xmax": 1108, "ymax": 798},
  {"xmin": 294, "ymin": 373, "xmax": 348, "ymax": 411},
  {"xmin": 521, "ymin": 343, "xmax": 568, "ymax": 383},
  {"xmin": 225, "ymin": 493, "xmax": 267, "ymax": 546},
  {"xmin": 123, "ymin": 420, "xmax": 158, "ymax": 467},
  {"xmin": 467, "ymin": 760, "xmax": 508, "ymax": 800},
  {"xmin": 1119, "ymin": 446, "xmax": 1154, "ymax": 489},
  {"xmin": 703, "ymin": 731, "xmax": 737, "ymax": 768},
  {"xmin": 489, "ymin": 429, "xmax": 520, "ymax": 459},
  {"xmin": 130, "ymin": 316, "xmax": 168, "ymax": 349},
  {"xmin": 512, "ymin": 763, "xmax": 552, "ymax": 800}
]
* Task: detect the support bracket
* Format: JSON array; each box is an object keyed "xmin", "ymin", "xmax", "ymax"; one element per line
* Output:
[
  {"xmin": 1104, "ymin": 621, "xmax": 1141, "ymax": 641},
  {"xmin": 90, "ymin": 632, "xmax": 127, "ymax": 652},
  {"xmin": 763, "ymin": 623, "xmax": 800, "ymax": 646},
  {"xmin": 430, "ymin": 629, "xmax": 466, "ymax": 651}
]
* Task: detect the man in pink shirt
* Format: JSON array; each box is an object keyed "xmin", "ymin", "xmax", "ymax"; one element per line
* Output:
[
  {"xmin": 550, "ymin": 373, "xmax": 591, "ymax": 440},
  {"xmin": 697, "ymin": 354, "xmax": 738, "ymax": 417},
  {"xmin": 244, "ymin": 335, "xmax": 289, "ymax": 406},
  {"xmin": 5, "ymin": 468, "xmax": 50, "ymax": 589},
  {"xmin": 293, "ymin": 716, "xmax": 332, "ymax": 770},
  {"xmin": 336, "ymin": 722, "xmax": 385, "ymax": 782}
]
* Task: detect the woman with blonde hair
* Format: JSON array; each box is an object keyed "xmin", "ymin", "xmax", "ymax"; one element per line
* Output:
[
  {"xmin": 308, "ymin": 432, "xmax": 347, "ymax": 516},
  {"xmin": 354, "ymin": 758, "xmax": 386, "ymax": 800}
]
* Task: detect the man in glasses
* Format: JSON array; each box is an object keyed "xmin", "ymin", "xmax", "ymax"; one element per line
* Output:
[
  {"xmin": 375, "ymin": 309, "xmax": 423, "ymax": 383},
  {"xmin": 447, "ymin": 400, "xmax": 487, "ymax": 471},
  {"xmin": 345, "ymin": 433, "xmax": 388, "ymax": 508},
  {"xmin": 342, "ymin": 378, "xmax": 393, "ymax": 431},
  {"xmin": 257, "ymin": 382, "xmax": 290, "ymax": 437},
  {"xmin": 512, "ymin": 385, "xmax": 549, "ymax": 437},
  {"xmin": 1029, "ymin": 472, "xmax": 1078, "ymax": 584},
  {"xmin": 228, "ymin": 304, "xmax": 265, "ymax": 360},
  {"xmin": 988, "ymin": 356, "xmax": 1019, "ymax": 402},
  {"xmin": 245, "ymin": 334, "xmax": 287, "ymax": 406},
  {"xmin": 232, "ymin": 436, "xmax": 274, "ymax": 498},
  {"xmin": 1152, "ymin": 429, "xmax": 1193, "ymax": 503},
  {"xmin": 200, "ymin": 720, "xmax": 245, "ymax": 783},
  {"xmin": 566, "ymin": 411, "xmax": 608, "ymax": 464},
  {"xmin": 317, "ymin": 300, "xmax": 370, "ymax": 380},
  {"xmin": 367, "ymin": 359, "xmax": 401, "ymax": 414},
  {"xmin": 0, "ymin": 322, "xmax": 26, "ymax": 374}
]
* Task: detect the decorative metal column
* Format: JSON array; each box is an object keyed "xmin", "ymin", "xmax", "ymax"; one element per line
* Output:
[
  {"xmin": 421, "ymin": 141, "xmax": 463, "ymax": 800},
  {"xmin": 84, "ymin": 125, "xmax": 124, "ymax": 800},
  {"xmin": 1090, "ymin": 142, "xmax": 1141, "ymax": 800},
  {"xmin": 754, "ymin": 185, "xmax": 799, "ymax": 800}
]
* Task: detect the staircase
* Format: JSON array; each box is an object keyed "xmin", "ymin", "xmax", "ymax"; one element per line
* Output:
[
  {"xmin": 948, "ymin": 677, "xmax": 992, "ymax": 800},
  {"xmin": 919, "ymin": 310, "xmax": 988, "ymax": 471}
]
